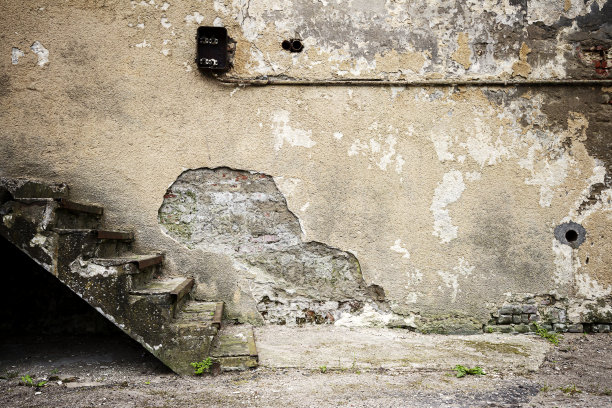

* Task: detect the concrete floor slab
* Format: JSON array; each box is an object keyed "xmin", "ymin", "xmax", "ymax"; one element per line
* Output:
[{"xmin": 255, "ymin": 326, "xmax": 551, "ymax": 373}]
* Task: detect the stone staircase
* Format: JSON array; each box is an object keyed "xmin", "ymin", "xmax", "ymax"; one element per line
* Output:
[{"xmin": 0, "ymin": 177, "xmax": 258, "ymax": 375}]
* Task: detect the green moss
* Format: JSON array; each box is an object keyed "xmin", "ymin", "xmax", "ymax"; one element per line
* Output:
[{"xmin": 162, "ymin": 223, "xmax": 192, "ymax": 240}]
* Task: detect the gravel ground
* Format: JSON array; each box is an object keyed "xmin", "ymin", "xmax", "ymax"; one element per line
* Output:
[{"xmin": 1, "ymin": 331, "xmax": 610, "ymax": 407}]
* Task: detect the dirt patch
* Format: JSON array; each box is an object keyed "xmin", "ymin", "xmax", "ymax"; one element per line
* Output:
[{"xmin": 1, "ymin": 332, "xmax": 611, "ymax": 407}]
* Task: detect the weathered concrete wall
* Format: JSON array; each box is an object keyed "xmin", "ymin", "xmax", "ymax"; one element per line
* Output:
[{"xmin": 0, "ymin": 1, "xmax": 610, "ymax": 333}]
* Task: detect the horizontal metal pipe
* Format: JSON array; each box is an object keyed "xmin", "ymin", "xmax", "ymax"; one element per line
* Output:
[{"xmin": 214, "ymin": 75, "xmax": 612, "ymax": 87}]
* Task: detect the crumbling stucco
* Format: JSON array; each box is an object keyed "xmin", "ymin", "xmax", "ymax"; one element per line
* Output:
[
  {"xmin": 0, "ymin": 0, "xmax": 611, "ymax": 334},
  {"xmin": 160, "ymin": 168, "xmax": 410, "ymax": 327},
  {"xmin": 210, "ymin": 0, "xmax": 611, "ymax": 81}
]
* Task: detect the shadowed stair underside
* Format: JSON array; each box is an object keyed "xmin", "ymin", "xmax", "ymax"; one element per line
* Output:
[{"xmin": 0, "ymin": 177, "xmax": 257, "ymax": 375}]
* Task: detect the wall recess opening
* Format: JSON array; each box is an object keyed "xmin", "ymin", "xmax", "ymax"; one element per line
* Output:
[{"xmin": 554, "ymin": 221, "xmax": 586, "ymax": 249}]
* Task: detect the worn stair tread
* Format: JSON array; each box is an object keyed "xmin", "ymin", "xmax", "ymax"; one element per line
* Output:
[
  {"xmin": 177, "ymin": 301, "xmax": 223, "ymax": 326},
  {"xmin": 90, "ymin": 254, "xmax": 163, "ymax": 269},
  {"xmin": 15, "ymin": 198, "xmax": 103, "ymax": 215},
  {"xmin": 131, "ymin": 277, "xmax": 194, "ymax": 297},
  {"xmin": 0, "ymin": 178, "xmax": 69, "ymax": 199},
  {"xmin": 53, "ymin": 229, "xmax": 134, "ymax": 240},
  {"xmin": 210, "ymin": 325, "xmax": 258, "ymax": 358}
]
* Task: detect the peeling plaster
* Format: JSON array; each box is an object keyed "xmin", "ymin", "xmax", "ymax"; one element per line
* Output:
[
  {"xmin": 11, "ymin": 47, "xmax": 24, "ymax": 65},
  {"xmin": 272, "ymin": 110, "xmax": 315, "ymax": 151},
  {"xmin": 430, "ymin": 170, "xmax": 465, "ymax": 243},
  {"xmin": 30, "ymin": 41, "xmax": 48, "ymax": 66},
  {"xmin": 438, "ymin": 257, "xmax": 475, "ymax": 302}
]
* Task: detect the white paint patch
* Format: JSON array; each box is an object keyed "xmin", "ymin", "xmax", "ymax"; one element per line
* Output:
[
  {"xmin": 464, "ymin": 171, "xmax": 481, "ymax": 182},
  {"xmin": 334, "ymin": 303, "xmax": 414, "ymax": 328},
  {"xmin": 459, "ymin": 119, "xmax": 510, "ymax": 166},
  {"xmin": 30, "ymin": 41, "xmax": 49, "ymax": 66},
  {"xmin": 213, "ymin": 17, "xmax": 224, "ymax": 27},
  {"xmin": 552, "ymin": 239, "xmax": 575, "ymax": 286},
  {"xmin": 430, "ymin": 170, "xmax": 465, "ymax": 243},
  {"xmin": 161, "ymin": 17, "xmax": 172, "ymax": 29},
  {"xmin": 271, "ymin": 110, "xmax": 315, "ymax": 151},
  {"xmin": 184, "ymin": 12, "xmax": 205, "ymax": 24},
  {"xmin": 437, "ymin": 257, "xmax": 474, "ymax": 302},
  {"xmin": 348, "ymin": 133, "xmax": 404, "ymax": 174},
  {"xmin": 160, "ymin": 48, "xmax": 171, "ymax": 56},
  {"xmin": 390, "ymin": 86, "xmax": 405, "ymax": 100},
  {"xmin": 390, "ymin": 239, "xmax": 410, "ymax": 259},
  {"xmin": 161, "ymin": 2, "xmax": 170, "ymax": 11},
  {"xmin": 575, "ymin": 273, "xmax": 612, "ymax": 299},
  {"xmin": 11, "ymin": 47, "xmax": 24, "ymax": 64},
  {"xmin": 333, "ymin": 132, "xmax": 343, "ymax": 140},
  {"xmin": 430, "ymin": 132, "xmax": 455, "ymax": 162},
  {"xmin": 183, "ymin": 62, "xmax": 192, "ymax": 72},
  {"xmin": 524, "ymin": 152, "xmax": 570, "ymax": 207},
  {"xmin": 273, "ymin": 176, "xmax": 302, "ymax": 197},
  {"xmin": 134, "ymin": 40, "xmax": 151, "ymax": 48},
  {"xmin": 136, "ymin": 23, "xmax": 145, "ymax": 29},
  {"xmin": 300, "ymin": 202, "xmax": 310, "ymax": 212}
]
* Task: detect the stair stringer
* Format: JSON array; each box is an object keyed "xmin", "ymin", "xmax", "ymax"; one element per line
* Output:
[{"xmin": 0, "ymin": 198, "xmax": 218, "ymax": 375}]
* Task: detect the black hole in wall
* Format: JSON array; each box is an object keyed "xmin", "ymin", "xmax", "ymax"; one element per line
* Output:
[
  {"xmin": 282, "ymin": 39, "xmax": 303, "ymax": 53},
  {"xmin": 554, "ymin": 221, "xmax": 586, "ymax": 248},
  {"xmin": 291, "ymin": 39, "xmax": 303, "ymax": 52},
  {"xmin": 565, "ymin": 229, "xmax": 579, "ymax": 242}
]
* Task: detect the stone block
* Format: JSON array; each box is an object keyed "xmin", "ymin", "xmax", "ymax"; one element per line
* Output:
[
  {"xmin": 498, "ymin": 314, "xmax": 512, "ymax": 324},
  {"xmin": 553, "ymin": 323, "xmax": 566, "ymax": 332},
  {"xmin": 593, "ymin": 324, "xmax": 610, "ymax": 333},
  {"xmin": 528, "ymin": 314, "xmax": 540, "ymax": 322},
  {"xmin": 512, "ymin": 305, "xmax": 523, "ymax": 314},
  {"xmin": 521, "ymin": 314, "xmax": 529, "ymax": 324},
  {"xmin": 514, "ymin": 324, "xmax": 530, "ymax": 333},
  {"xmin": 567, "ymin": 323, "xmax": 583, "ymax": 333},
  {"xmin": 499, "ymin": 305, "xmax": 514, "ymax": 315},
  {"xmin": 512, "ymin": 315, "xmax": 521, "ymax": 324},
  {"xmin": 522, "ymin": 304, "xmax": 537, "ymax": 314}
]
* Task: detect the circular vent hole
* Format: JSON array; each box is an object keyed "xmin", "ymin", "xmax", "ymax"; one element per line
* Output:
[
  {"xmin": 565, "ymin": 229, "xmax": 578, "ymax": 242},
  {"xmin": 291, "ymin": 39, "xmax": 304, "ymax": 52}
]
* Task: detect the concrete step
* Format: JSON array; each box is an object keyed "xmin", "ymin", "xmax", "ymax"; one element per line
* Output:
[
  {"xmin": 130, "ymin": 276, "xmax": 194, "ymax": 319},
  {"xmin": 0, "ymin": 177, "xmax": 69, "ymax": 200},
  {"xmin": 130, "ymin": 276, "xmax": 194, "ymax": 301},
  {"xmin": 54, "ymin": 229, "xmax": 134, "ymax": 257},
  {"xmin": 54, "ymin": 229, "xmax": 133, "ymax": 240},
  {"xmin": 176, "ymin": 301, "xmax": 223, "ymax": 326},
  {"xmin": 210, "ymin": 325, "xmax": 258, "ymax": 371},
  {"xmin": 90, "ymin": 254, "xmax": 164, "ymax": 272}
]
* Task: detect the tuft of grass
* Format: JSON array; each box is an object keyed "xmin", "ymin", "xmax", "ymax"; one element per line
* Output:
[
  {"xmin": 533, "ymin": 323, "xmax": 561, "ymax": 345},
  {"xmin": 453, "ymin": 365, "xmax": 485, "ymax": 378},
  {"xmin": 559, "ymin": 384, "xmax": 581, "ymax": 395},
  {"xmin": 190, "ymin": 357, "xmax": 213, "ymax": 375},
  {"xmin": 20, "ymin": 375, "xmax": 47, "ymax": 388},
  {"xmin": 319, "ymin": 365, "xmax": 327, "ymax": 374}
]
